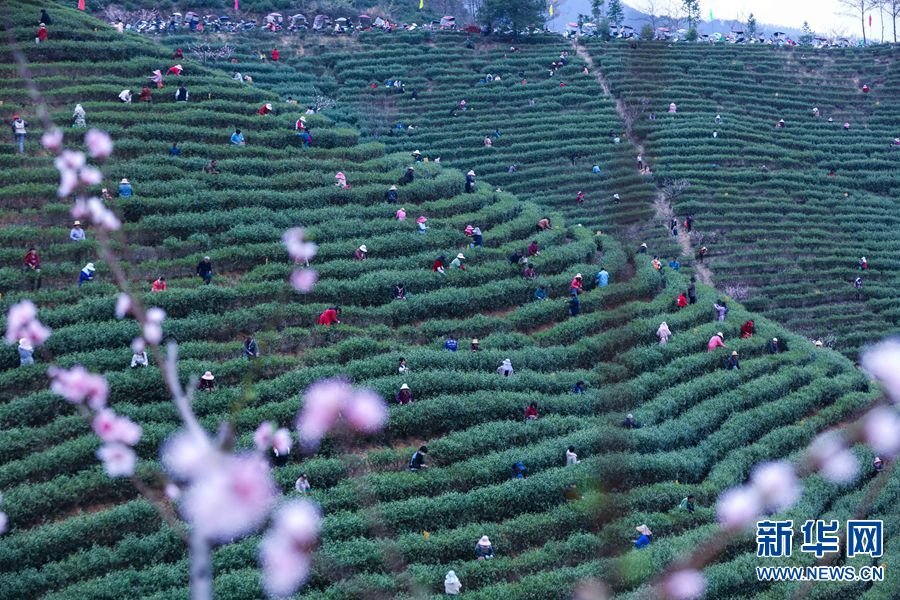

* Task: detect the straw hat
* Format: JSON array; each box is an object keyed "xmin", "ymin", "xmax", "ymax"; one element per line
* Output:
[
  {"xmin": 359, "ymin": 245, "xmax": 368, "ymax": 252},
  {"xmin": 467, "ymin": 170, "xmax": 476, "ymax": 176},
  {"xmin": 636, "ymin": 524, "xmax": 652, "ymax": 536},
  {"xmin": 472, "ymin": 338, "xmax": 479, "ymax": 344},
  {"xmin": 575, "ymin": 273, "xmax": 583, "ymax": 279},
  {"xmin": 265, "ymin": 103, "xmax": 273, "ymax": 110},
  {"xmin": 478, "ymin": 535, "xmax": 491, "ymax": 546},
  {"xmin": 120, "ymin": 178, "xmax": 129, "ymax": 184},
  {"xmin": 400, "ymin": 383, "xmax": 409, "ymax": 390},
  {"xmin": 717, "ymin": 332, "xmax": 723, "ymax": 338},
  {"xmin": 18, "ymin": 338, "xmax": 33, "ymax": 351},
  {"xmin": 85, "ymin": 263, "xmax": 95, "ymax": 271},
  {"xmin": 73, "ymin": 220, "xmax": 81, "ymax": 226},
  {"xmin": 456, "ymin": 253, "xmax": 465, "ymax": 259},
  {"xmin": 731, "ymin": 351, "xmax": 738, "ymax": 356},
  {"xmin": 389, "ymin": 185, "xmax": 397, "ymax": 190},
  {"xmin": 201, "ymin": 371, "xmax": 215, "ymax": 381},
  {"xmin": 412, "ymin": 149, "xmax": 421, "ymax": 155}
]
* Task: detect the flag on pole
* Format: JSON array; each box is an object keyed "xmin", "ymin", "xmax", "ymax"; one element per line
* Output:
[
  {"xmin": 709, "ymin": 9, "xmax": 714, "ymax": 22},
  {"xmin": 234, "ymin": 0, "xmax": 239, "ymax": 10},
  {"xmin": 419, "ymin": 0, "xmax": 424, "ymax": 9},
  {"xmin": 869, "ymin": 14, "xmax": 872, "ymax": 27},
  {"xmin": 549, "ymin": 2, "xmax": 554, "ymax": 16},
  {"xmin": 77, "ymin": 0, "xmax": 85, "ymax": 10}
]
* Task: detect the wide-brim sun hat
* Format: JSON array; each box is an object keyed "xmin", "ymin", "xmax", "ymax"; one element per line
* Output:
[
  {"xmin": 417, "ymin": 216, "xmax": 427, "ymax": 223},
  {"xmin": 400, "ymin": 383, "xmax": 410, "ymax": 390},
  {"xmin": 265, "ymin": 103, "xmax": 273, "ymax": 110},
  {"xmin": 636, "ymin": 524, "xmax": 652, "ymax": 536},
  {"xmin": 575, "ymin": 273, "xmax": 582, "ymax": 279},
  {"xmin": 456, "ymin": 253, "xmax": 465, "ymax": 259},
  {"xmin": 412, "ymin": 150, "xmax": 421, "ymax": 155},
  {"xmin": 717, "ymin": 332, "xmax": 724, "ymax": 338},
  {"xmin": 85, "ymin": 263, "xmax": 95, "ymax": 271},
  {"xmin": 467, "ymin": 170, "xmax": 475, "ymax": 176},
  {"xmin": 732, "ymin": 351, "xmax": 738, "ymax": 356},
  {"xmin": 201, "ymin": 371, "xmax": 215, "ymax": 381},
  {"xmin": 121, "ymin": 178, "xmax": 129, "ymax": 184},
  {"xmin": 390, "ymin": 185, "xmax": 397, "ymax": 190},
  {"xmin": 19, "ymin": 338, "xmax": 33, "ymax": 350},
  {"xmin": 73, "ymin": 221, "xmax": 81, "ymax": 226},
  {"xmin": 478, "ymin": 536, "xmax": 491, "ymax": 546},
  {"xmin": 472, "ymin": 338, "xmax": 479, "ymax": 344},
  {"xmin": 627, "ymin": 413, "xmax": 633, "ymax": 419},
  {"xmin": 359, "ymin": 245, "xmax": 368, "ymax": 253}
]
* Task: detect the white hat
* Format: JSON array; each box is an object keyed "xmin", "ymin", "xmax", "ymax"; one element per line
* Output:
[
  {"xmin": 478, "ymin": 535, "xmax": 491, "ymax": 546},
  {"xmin": 732, "ymin": 351, "xmax": 738, "ymax": 356},
  {"xmin": 717, "ymin": 332, "xmax": 723, "ymax": 338},
  {"xmin": 265, "ymin": 103, "xmax": 273, "ymax": 110},
  {"xmin": 456, "ymin": 253, "xmax": 465, "ymax": 259},
  {"xmin": 359, "ymin": 245, "xmax": 368, "ymax": 252},
  {"xmin": 472, "ymin": 338, "xmax": 479, "ymax": 344},
  {"xmin": 627, "ymin": 413, "xmax": 633, "ymax": 419},
  {"xmin": 121, "ymin": 178, "xmax": 129, "ymax": 184},
  {"xmin": 467, "ymin": 170, "xmax": 475, "ymax": 176},
  {"xmin": 636, "ymin": 524, "xmax": 652, "ymax": 536},
  {"xmin": 575, "ymin": 273, "xmax": 582, "ymax": 278},
  {"xmin": 400, "ymin": 383, "xmax": 410, "ymax": 390},
  {"xmin": 85, "ymin": 263, "xmax": 95, "ymax": 271},
  {"xmin": 389, "ymin": 185, "xmax": 397, "ymax": 190},
  {"xmin": 412, "ymin": 149, "xmax": 421, "ymax": 155},
  {"xmin": 18, "ymin": 338, "xmax": 33, "ymax": 350},
  {"xmin": 73, "ymin": 220, "xmax": 81, "ymax": 226},
  {"xmin": 773, "ymin": 337, "xmax": 778, "ymax": 342},
  {"xmin": 201, "ymin": 371, "xmax": 215, "ymax": 380}
]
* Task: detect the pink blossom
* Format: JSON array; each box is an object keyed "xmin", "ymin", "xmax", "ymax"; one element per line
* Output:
[
  {"xmin": 92, "ymin": 409, "xmax": 142, "ymax": 445},
  {"xmin": 55, "ymin": 149, "xmax": 86, "ymax": 171},
  {"xmin": 143, "ymin": 323, "xmax": 163, "ymax": 345},
  {"xmin": 716, "ymin": 486, "xmax": 762, "ymax": 531},
  {"xmin": 48, "ymin": 365, "xmax": 109, "ymax": 409},
  {"xmin": 810, "ymin": 432, "xmax": 859, "ymax": 483},
  {"xmin": 85, "ymin": 129, "xmax": 113, "ymax": 160},
  {"xmin": 259, "ymin": 500, "xmax": 321, "ymax": 597},
  {"xmin": 181, "ymin": 453, "xmax": 277, "ymax": 543},
  {"xmin": 861, "ymin": 339, "xmax": 900, "ymax": 403},
  {"xmin": 0, "ymin": 512, "xmax": 7, "ymax": 535},
  {"xmin": 57, "ymin": 168, "xmax": 78, "ymax": 197},
  {"xmin": 254, "ymin": 422, "xmax": 274, "ymax": 451},
  {"xmin": 96, "ymin": 443, "xmax": 137, "ymax": 477},
  {"xmin": 343, "ymin": 389, "xmax": 388, "ymax": 433},
  {"xmin": 5, "ymin": 300, "xmax": 50, "ymax": 346},
  {"xmin": 165, "ymin": 483, "xmax": 181, "ymax": 500},
  {"xmin": 71, "ymin": 197, "xmax": 121, "ymax": 231},
  {"xmin": 115, "ymin": 294, "xmax": 132, "ymax": 319},
  {"xmin": 296, "ymin": 379, "xmax": 353, "ymax": 451},
  {"xmin": 864, "ymin": 407, "xmax": 900, "ymax": 458},
  {"xmin": 146, "ymin": 307, "xmax": 166, "ymax": 323},
  {"xmin": 750, "ymin": 461, "xmax": 801, "ymax": 512},
  {"xmin": 79, "ymin": 166, "xmax": 103, "ymax": 186},
  {"xmin": 162, "ymin": 430, "xmax": 215, "ymax": 481},
  {"xmin": 131, "ymin": 337, "xmax": 145, "ymax": 353},
  {"xmin": 283, "ymin": 228, "xmax": 318, "ymax": 262},
  {"xmin": 290, "ymin": 269, "xmax": 318, "ymax": 293},
  {"xmin": 662, "ymin": 569, "xmax": 706, "ymax": 600},
  {"xmin": 272, "ymin": 428, "xmax": 292, "ymax": 455},
  {"xmin": 40, "ymin": 128, "xmax": 63, "ymax": 152}
]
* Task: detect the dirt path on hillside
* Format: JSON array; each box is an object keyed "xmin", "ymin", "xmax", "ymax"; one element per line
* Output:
[{"xmin": 572, "ymin": 41, "xmax": 713, "ymax": 286}]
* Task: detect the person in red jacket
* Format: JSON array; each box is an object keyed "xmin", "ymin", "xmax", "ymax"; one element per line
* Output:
[
  {"xmin": 570, "ymin": 273, "xmax": 583, "ymax": 295},
  {"xmin": 318, "ymin": 306, "xmax": 341, "ymax": 325},
  {"xmin": 258, "ymin": 103, "xmax": 273, "ymax": 116},
  {"xmin": 151, "ymin": 276, "xmax": 167, "ymax": 292},
  {"xmin": 36, "ymin": 23, "xmax": 48, "ymax": 43},
  {"xmin": 271, "ymin": 48, "xmax": 280, "ymax": 61},
  {"xmin": 525, "ymin": 402, "xmax": 539, "ymax": 421},
  {"xmin": 166, "ymin": 64, "xmax": 184, "ymax": 76},
  {"xmin": 575, "ymin": 191, "xmax": 585, "ymax": 205},
  {"xmin": 173, "ymin": 48, "xmax": 184, "ymax": 59},
  {"xmin": 23, "ymin": 246, "xmax": 40, "ymax": 270},
  {"xmin": 676, "ymin": 293, "xmax": 688, "ymax": 309}
]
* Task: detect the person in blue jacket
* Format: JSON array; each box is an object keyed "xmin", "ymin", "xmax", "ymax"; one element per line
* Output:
[
  {"xmin": 444, "ymin": 336, "xmax": 458, "ymax": 352},
  {"xmin": 634, "ymin": 524, "xmax": 653, "ymax": 549},
  {"xmin": 511, "ymin": 461, "xmax": 526, "ymax": 479},
  {"xmin": 596, "ymin": 268, "xmax": 609, "ymax": 287},
  {"xmin": 78, "ymin": 262, "xmax": 95, "ymax": 286},
  {"xmin": 118, "ymin": 178, "xmax": 133, "ymax": 197},
  {"xmin": 534, "ymin": 286, "xmax": 547, "ymax": 301},
  {"xmin": 230, "ymin": 128, "xmax": 245, "ymax": 145},
  {"xmin": 568, "ymin": 291, "xmax": 580, "ymax": 316}
]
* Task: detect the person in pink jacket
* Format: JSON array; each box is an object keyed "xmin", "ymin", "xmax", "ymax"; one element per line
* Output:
[
  {"xmin": 707, "ymin": 332, "xmax": 726, "ymax": 352},
  {"xmin": 395, "ymin": 207, "xmax": 406, "ymax": 221}
]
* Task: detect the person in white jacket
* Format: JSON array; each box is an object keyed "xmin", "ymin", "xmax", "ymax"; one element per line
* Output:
[
  {"xmin": 656, "ymin": 322, "xmax": 672, "ymax": 345},
  {"xmin": 497, "ymin": 358, "xmax": 514, "ymax": 377},
  {"xmin": 444, "ymin": 570, "xmax": 461, "ymax": 595}
]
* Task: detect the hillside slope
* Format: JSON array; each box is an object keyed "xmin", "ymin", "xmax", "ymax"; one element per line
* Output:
[{"xmin": 0, "ymin": 3, "xmax": 894, "ymax": 599}]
